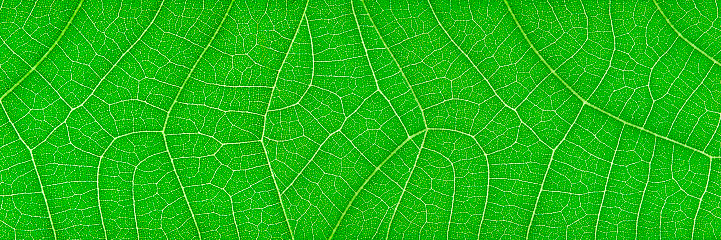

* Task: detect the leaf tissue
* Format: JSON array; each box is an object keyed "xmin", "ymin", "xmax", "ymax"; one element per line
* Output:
[{"xmin": 0, "ymin": 0, "xmax": 719, "ymax": 239}]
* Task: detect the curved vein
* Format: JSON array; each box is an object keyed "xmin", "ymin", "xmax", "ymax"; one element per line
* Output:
[
  {"xmin": 691, "ymin": 156, "xmax": 714, "ymax": 238},
  {"xmin": 160, "ymin": 0, "xmax": 237, "ymax": 238},
  {"xmin": 23, "ymin": 0, "xmax": 167, "ymax": 155},
  {"xmin": 280, "ymin": 89, "xmax": 378, "ymax": 196},
  {"xmin": 94, "ymin": 1, "xmax": 166, "ymax": 237},
  {"xmin": 425, "ymin": 0, "xmax": 551, "ymax": 233},
  {"xmin": 0, "ymin": 1, "xmax": 84, "ymax": 239},
  {"xmin": 96, "ymin": 131, "xmax": 162, "ymax": 239},
  {"xmin": 502, "ymin": 0, "xmax": 714, "ymax": 158},
  {"xmin": 360, "ymin": 0, "xmax": 428, "ymax": 129},
  {"xmin": 425, "ymin": 0, "xmax": 551, "ymax": 151},
  {"xmin": 385, "ymin": 131, "xmax": 427, "ymax": 239},
  {"xmin": 328, "ymin": 128, "xmax": 427, "ymax": 240},
  {"xmin": 652, "ymin": 0, "xmax": 721, "ymax": 67},
  {"xmin": 259, "ymin": 1, "xmax": 310, "ymax": 238},
  {"xmin": 424, "ymin": 127, "xmax": 491, "ymax": 240},
  {"xmin": 525, "ymin": 104, "xmax": 585, "ymax": 239},
  {"xmin": 0, "ymin": 105, "xmax": 57, "ymax": 239},
  {"xmin": 0, "ymin": 0, "xmax": 85, "ymax": 102},
  {"xmin": 594, "ymin": 125, "xmax": 625, "ymax": 238},
  {"xmin": 634, "ymin": 137, "xmax": 657, "ymax": 239},
  {"xmin": 351, "ymin": 0, "xmax": 409, "ymax": 137}
]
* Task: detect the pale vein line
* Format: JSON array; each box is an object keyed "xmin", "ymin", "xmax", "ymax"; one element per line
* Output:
[
  {"xmin": 425, "ymin": 0, "xmax": 550, "ymax": 233},
  {"xmin": 385, "ymin": 131, "xmax": 426, "ymax": 239},
  {"xmin": 704, "ymin": 116, "xmax": 721, "ymax": 152},
  {"xmin": 328, "ymin": 129, "xmax": 428, "ymax": 240},
  {"xmin": 131, "ymin": 150, "xmax": 167, "ymax": 240},
  {"xmin": 360, "ymin": 0, "xmax": 428, "ymax": 129},
  {"xmin": 160, "ymin": 0, "xmax": 237, "ymax": 238},
  {"xmin": 691, "ymin": 155, "xmax": 714, "ymax": 238},
  {"xmin": 268, "ymin": 13, "xmax": 315, "ymax": 114},
  {"xmin": 0, "ymin": 0, "xmax": 85, "ymax": 101},
  {"xmin": 227, "ymin": 186, "xmax": 241, "ymax": 240},
  {"xmin": 652, "ymin": 0, "xmax": 721, "ymax": 67},
  {"xmin": 95, "ymin": 131, "xmax": 162, "ymax": 239},
  {"xmin": 635, "ymin": 137, "xmax": 657, "ymax": 239},
  {"xmin": 279, "ymin": 90, "xmax": 378, "ymax": 196},
  {"xmin": 96, "ymin": 137, "xmax": 122, "ymax": 240},
  {"xmin": 95, "ymin": 131, "xmax": 163, "ymax": 239},
  {"xmin": 525, "ymin": 104, "xmax": 584, "ymax": 239},
  {"xmin": 447, "ymin": 147, "xmax": 456, "ymax": 240},
  {"xmin": 94, "ymin": 1, "xmax": 167, "ymax": 238},
  {"xmin": 642, "ymin": 37, "xmax": 678, "ymax": 127},
  {"xmin": 11, "ymin": 6, "xmax": 168, "ymax": 235},
  {"xmin": 667, "ymin": 63, "xmax": 714, "ymax": 137},
  {"xmin": 0, "ymin": 1, "xmax": 84, "ymax": 239},
  {"xmin": 423, "ymin": 128, "xmax": 490, "ymax": 240},
  {"xmin": 587, "ymin": 0, "xmax": 617, "ymax": 102},
  {"xmin": 95, "ymin": 0, "xmax": 166, "ymax": 99},
  {"xmin": 594, "ymin": 125, "xmax": 625, "ymax": 238},
  {"xmin": 351, "ymin": 0, "xmax": 409, "ymax": 137},
  {"xmin": 259, "ymin": 1, "xmax": 310, "ymax": 238},
  {"xmin": 0, "ymin": 105, "xmax": 56, "ymax": 239},
  {"xmin": 502, "ymin": 0, "xmax": 715, "ymax": 159}
]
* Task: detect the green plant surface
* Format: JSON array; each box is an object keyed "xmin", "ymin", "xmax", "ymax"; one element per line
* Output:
[{"xmin": 0, "ymin": 0, "xmax": 720, "ymax": 239}]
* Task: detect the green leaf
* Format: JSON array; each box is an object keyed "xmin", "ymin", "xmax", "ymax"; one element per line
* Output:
[{"xmin": 1, "ymin": 0, "xmax": 719, "ymax": 239}]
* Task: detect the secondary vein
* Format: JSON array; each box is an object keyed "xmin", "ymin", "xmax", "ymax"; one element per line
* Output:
[
  {"xmin": 652, "ymin": 0, "xmax": 721, "ymax": 67},
  {"xmin": 0, "ymin": 1, "xmax": 85, "ymax": 239},
  {"xmin": 0, "ymin": 0, "xmax": 85, "ymax": 101},
  {"xmin": 259, "ymin": 1, "xmax": 311, "ymax": 239},
  {"xmin": 328, "ymin": 128, "xmax": 427, "ymax": 240},
  {"xmin": 160, "ymin": 0, "xmax": 237, "ymax": 238},
  {"xmin": 502, "ymin": 0, "xmax": 715, "ymax": 159}
]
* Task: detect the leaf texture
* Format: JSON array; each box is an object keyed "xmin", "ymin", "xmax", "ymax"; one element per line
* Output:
[{"xmin": 0, "ymin": 0, "xmax": 720, "ymax": 239}]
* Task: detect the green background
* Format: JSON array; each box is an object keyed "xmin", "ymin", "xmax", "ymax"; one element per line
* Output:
[{"xmin": 0, "ymin": 0, "xmax": 719, "ymax": 239}]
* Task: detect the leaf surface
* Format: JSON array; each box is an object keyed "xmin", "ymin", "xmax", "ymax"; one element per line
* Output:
[{"xmin": 0, "ymin": 0, "xmax": 719, "ymax": 239}]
